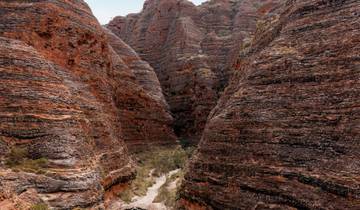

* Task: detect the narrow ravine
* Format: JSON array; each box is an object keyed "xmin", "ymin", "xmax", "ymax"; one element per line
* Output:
[
  {"xmin": 121, "ymin": 169, "xmax": 180, "ymax": 210},
  {"xmin": 107, "ymin": 147, "xmax": 192, "ymax": 210},
  {"xmin": 107, "ymin": 169, "xmax": 181, "ymax": 210}
]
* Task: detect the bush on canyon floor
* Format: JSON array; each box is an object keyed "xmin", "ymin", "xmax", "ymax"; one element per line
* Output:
[
  {"xmin": 30, "ymin": 203, "xmax": 49, "ymax": 210},
  {"xmin": 118, "ymin": 187, "xmax": 134, "ymax": 203},
  {"xmin": 135, "ymin": 147, "xmax": 189, "ymax": 176},
  {"xmin": 5, "ymin": 147, "xmax": 48, "ymax": 174},
  {"xmin": 149, "ymin": 149, "xmax": 187, "ymax": 176},
  {"xmin": 6, "ymin": 147, "xmax": 27, "ymax": 166}
]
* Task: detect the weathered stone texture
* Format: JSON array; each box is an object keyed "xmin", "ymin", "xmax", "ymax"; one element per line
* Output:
[
  {"xmin": 0, "ymin": 35, "xmax": 118, "ymax": 209},
  {"xmin": 107, "ymin": 0, "xmax": 281, "ymax": 143},
  {"xmin": 0, "ymin": 0, "xmax": 176, "ymax": 208},
  {"xmin": 104, "ymin": 28, "xmax": 177, "ymax": 151},
  {"xmin": 181, "ymin": 0, "xmax": 360, "ymax": 209}
]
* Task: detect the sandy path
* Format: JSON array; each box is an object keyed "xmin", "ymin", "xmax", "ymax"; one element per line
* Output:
[{"xmin": 120, "ymin": 169, "xmax": 180, "ymax": 210}]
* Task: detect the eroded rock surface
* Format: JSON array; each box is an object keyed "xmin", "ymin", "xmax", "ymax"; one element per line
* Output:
[
  {"xmin": 0, "ymin": 0, "xmax": 176, "ymax": 208},
  {"xmin": 103, "ymin": 28, "xmax": 177, "ymax": 151},
  {"xmin": 181, "ymin": 0, "xmax": 360, "ymax": 209},
  {"xmin": 107, "ymin": 0, "xmax": 281, "ymax": 143}
]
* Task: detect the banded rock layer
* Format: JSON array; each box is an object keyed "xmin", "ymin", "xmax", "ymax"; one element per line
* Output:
[
  {"xmin": 107, "ymin": 0, "xmax": 281, "ymax": 143},
  {"xmin": 181, "ymin": 0, "xmax": 360, "ymax": 209},
  {"xmin": 0, "ymin": 0, "xmax": 175, "ymax": 208},
  {"xmin": 104, "ymin": 28, "xmax": 176, "ymax": 150}
]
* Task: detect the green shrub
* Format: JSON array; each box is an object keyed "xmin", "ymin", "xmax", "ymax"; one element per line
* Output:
[
  {"xmin": 118, "ymin": 188, "xmax": 133, "ymax": 203},
  {"xmin": 5, "ymin": 146, "xmax": 48, "ymax": 174},
  {"xmin": 30, "ymin": 203, "xmax": 49, "ymax": 210},
  {"xmin": 146, "ymin": 147, "xmax": 188, "ymax": 176},
  {"xmin": 6, "ymin": 147, "xmax": 28, "ymax": 166},
  {"xmin": 20, "ymin": 158, "xmax": 49, "ymax": 174}
]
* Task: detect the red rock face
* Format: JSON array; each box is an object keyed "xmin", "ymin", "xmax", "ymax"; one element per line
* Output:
[
  {"xmin": 181, "ymin": 0, "xmax": 360, "ymax": 209},
  {"xmin": 104, "ymin": 28, "xmax": 169, "ymax": 109},
  {"xmin": 104, "ymin": 28, "xmax": 177, "ymax": 151},
  {"xmin": 107, "ymin": 0, "xmax": 281, "ymax": 143},
  {"xmin": 0, "ymin": 0, "xmax": 175, "ymax": 208}
]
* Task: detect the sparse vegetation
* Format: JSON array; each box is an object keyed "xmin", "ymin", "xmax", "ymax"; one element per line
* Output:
[
  {"xmin": 30, "ymin": 203, "xmax": 49, "ymax": 210},
  {"xmin": 148, "ymin": 148, "xmax": 187, "ymax": 176},
  {"xmin": 118, "ymin": 147, "xmax": 193, "ymax": 204},
  {"xmin": 154, "ymin": 170, "xmax": 184, "ymax": 209},
  {"xmin": 118, "ymin": 187, "xmax": 135, "ymax": 203},
  {"xmin": 135, "ymin": 147, "xmax": 189, "ymax": 176},
  {"xmin": 127, "ymin": 166, "xmax": 156, "ymax": 197},
  {"xmin": 5, "ymin": 146, "xmax": 48, "ymax": 174},
  {"xmin": 6, "ymin": 147, "xmax": 27, "ymax": 166}
]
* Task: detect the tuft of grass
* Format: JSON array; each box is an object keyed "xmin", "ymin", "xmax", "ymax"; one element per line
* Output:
[
  {"xmin": 5, "ymin": 146, "xmax": 48, "ymax": 174},
  {"xmin": 30, "ymin": 203, "xmax": 49, "ymax": 210},
  {"xmin": 118, "ymin": 187, "xmax": 133, "ymax": 203},
  {"xmin": 6, "ymin": 147, "xmax": 27, "ymax": 166},
  {"xmin": 20, "ymin": 158, "xmax": 49, "ymax": 174}
]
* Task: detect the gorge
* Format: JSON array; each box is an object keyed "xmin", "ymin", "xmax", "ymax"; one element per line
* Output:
[{"xmin": 0, "ymin": 0, "xmax": 359, "ymax": 210}]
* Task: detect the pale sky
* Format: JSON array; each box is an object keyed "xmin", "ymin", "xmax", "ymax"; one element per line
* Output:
[{"xmin": 85, "ymin": 0, "xmax": 207, "ymax": 24}]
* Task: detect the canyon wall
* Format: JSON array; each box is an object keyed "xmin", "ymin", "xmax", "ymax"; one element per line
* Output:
[
  {"xmin": 0, "ymin": 0, "xmax": 175, "ymax": 208},
  {"xmin": 181, "ymin": 0, "xmax": 360, "ymax": 209},
  {"xmin": 104, "ymin": 28, "xmax": 177, "ymax": 151},
  {"xmin": 107, "ymin": 0, "xmax": 281, "ymax": 143}
]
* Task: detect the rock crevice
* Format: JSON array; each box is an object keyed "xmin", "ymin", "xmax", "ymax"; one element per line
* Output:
[{"xmin": 107, "ymin": 0, "xmax": 281, "ymax": 143}]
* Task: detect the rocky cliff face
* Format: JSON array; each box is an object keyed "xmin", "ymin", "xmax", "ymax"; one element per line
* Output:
[
  {"xmin": 0, "ymin": 0, "xmax": 175, "ymax": 208},
  {"xmin": 107, "ymin": 0, "xmax": 281, "ymax": 143},
  {"xmin": 103, "ymin": 28, "xmax": 177, "ymax": 151},
  {"xmin": 181, "ymin": 0, "xmax": 360, "ymax": 209}
]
